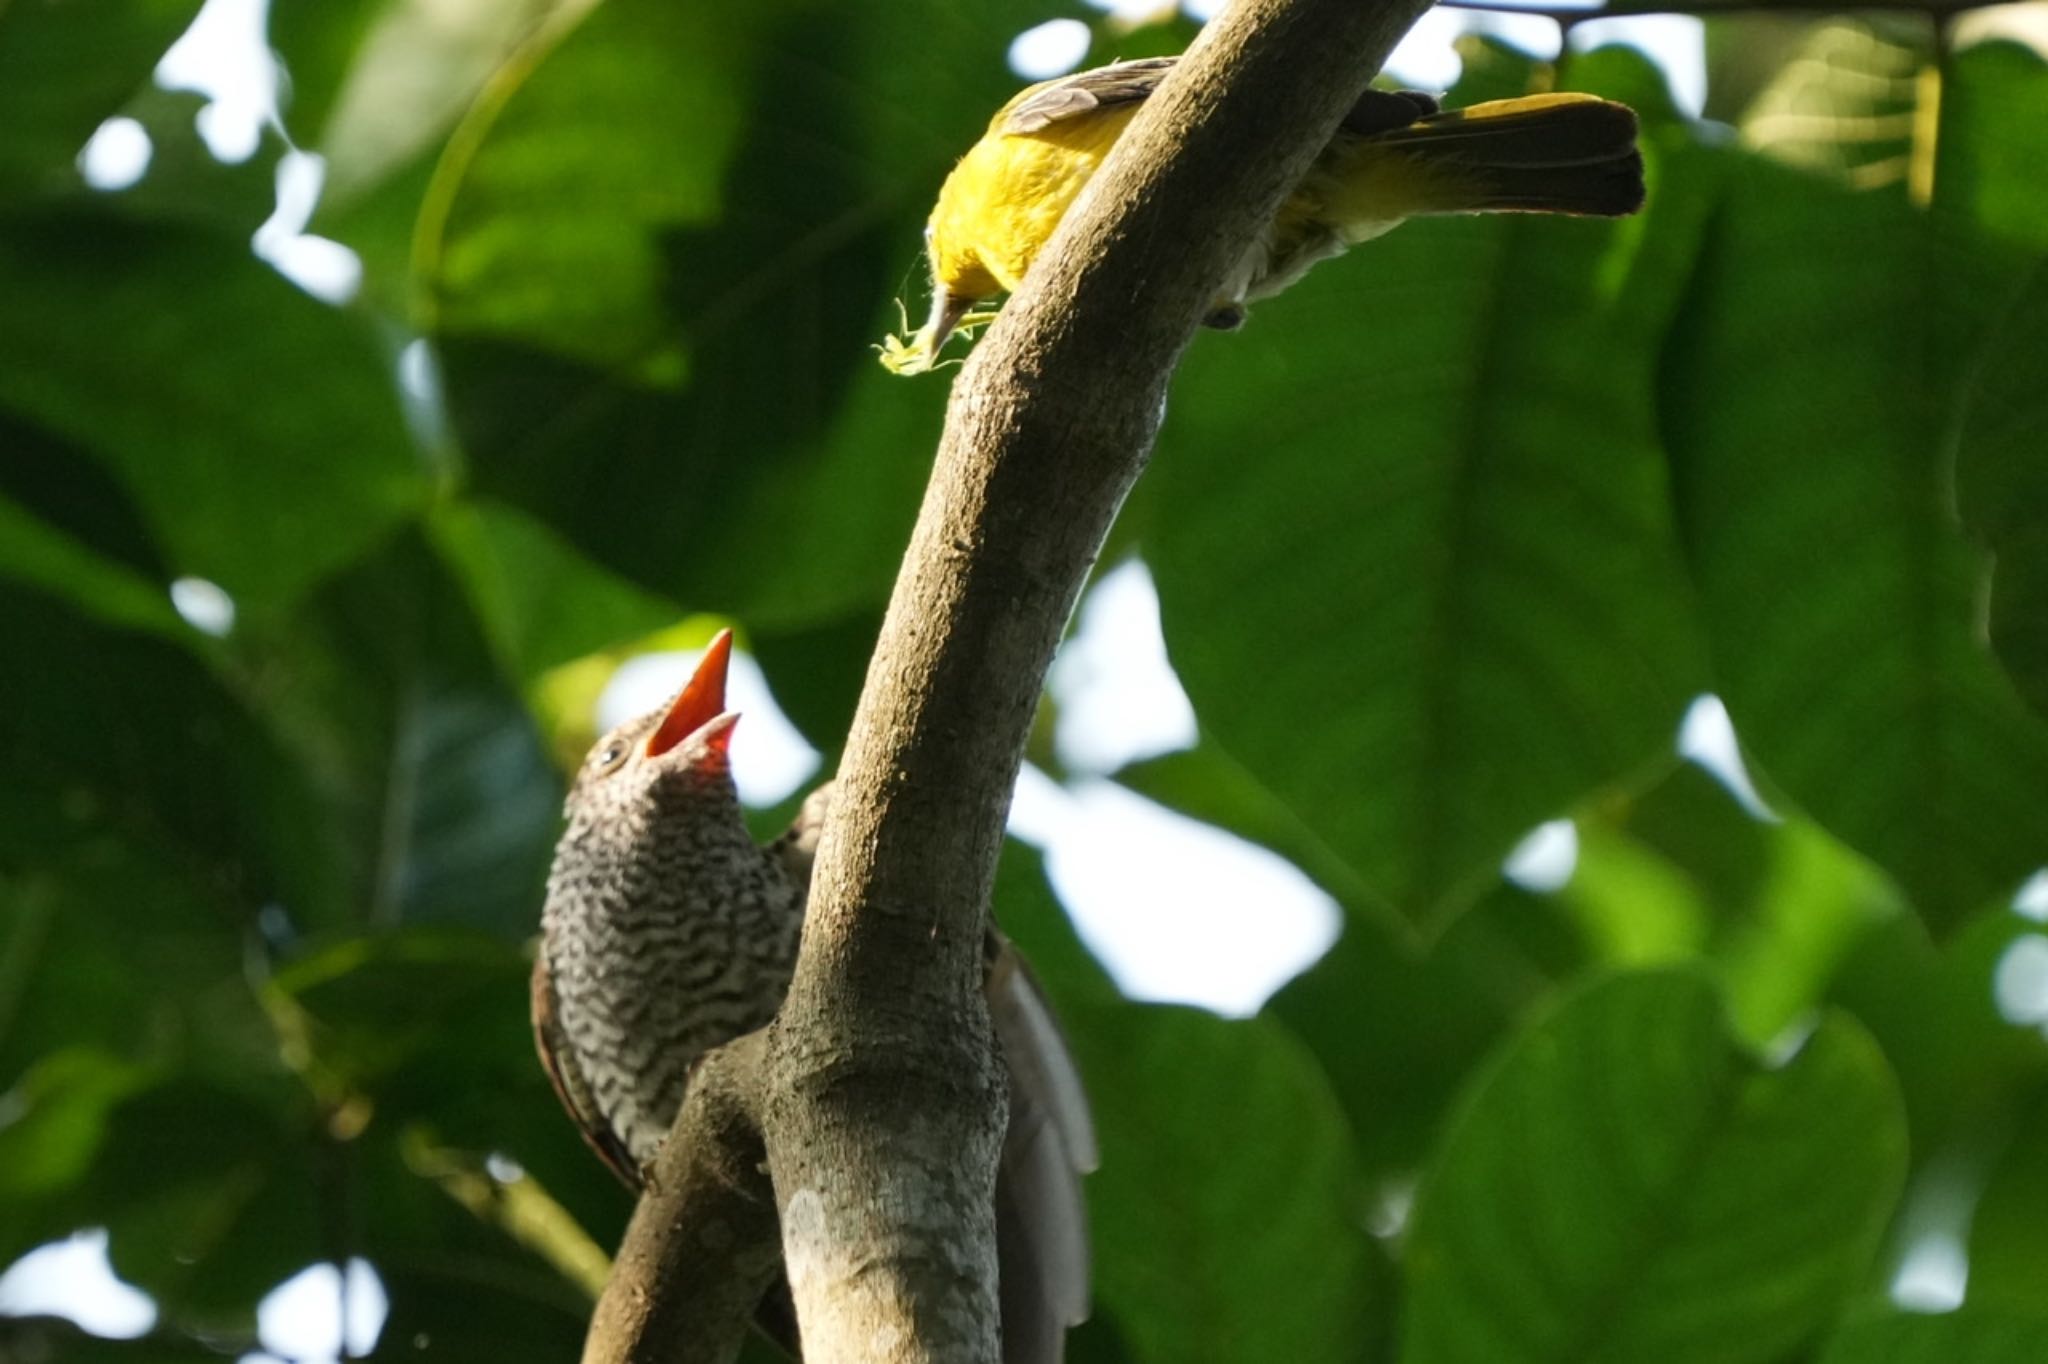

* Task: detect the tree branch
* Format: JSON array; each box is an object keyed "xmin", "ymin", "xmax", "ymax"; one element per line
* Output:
[
  {"xmin": 762, "ymin": 0, "xmax": 1437, "ymax": 1360},
  {"xmin": 583, "ymin": 1035, "xmax": 783, "ymax": 1364},
  {"xmin": 1442, "ymin": 0, "xmax": 1980, "ymax": 20}
]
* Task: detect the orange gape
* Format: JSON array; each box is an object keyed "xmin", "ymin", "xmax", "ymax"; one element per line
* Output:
[{"xmin": 881, "ymin": 56, "xmax": 1643, "ymax": 375}]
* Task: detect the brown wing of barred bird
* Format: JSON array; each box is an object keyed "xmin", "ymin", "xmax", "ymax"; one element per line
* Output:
[{"xmin": 533, "ymin": 632, "xmax": 1096, "ymax": 1363}]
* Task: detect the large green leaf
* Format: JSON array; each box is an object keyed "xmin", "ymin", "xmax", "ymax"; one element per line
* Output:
[
  {"xmin": 0, "ymin": 0, "xmax": 198, "ymax": 202},
  {"xmin": 1954, "ymin": 262, "xmax": 2048, "ymax": 717},
  {"xmin": 419, "ymin": 0, "xmax": 1050, "ymax": 622},
  {"xmin": 0, "ymin": 209, "xmax": 427, "ymax": 617},
  {"xmin": 230, "ymin": 528, "xmax": 562, "ymax": 935},
  {"xmin": 90, "ymin": 1078, "xmax": 322, "ymax": 1331},
  {"xmin": 1827, "ymin": 910, "xmax": 2048, "ymax": 1151},
  {"xmin": 0, "ymin": 415, "xmax": 181, "ymax": 634},
  {"xmin": 1938, "ymin": 41, "xmax": 2048, "ymax": 256},
  {"xmin": 1817, "ymin": 1310, "xmax": 2048, "ymax": 1364},
  {"xmin": 1149, "ymin": 102, "xmax": 1712, "ymax": 926},
  {"xmin": 1659, "ymin": 151, "xmax": 2048, "ymax": 933},
  {"xmin": 1562, "ymin": 767, "xmax": 1897, "ymax": 1045},
  {"xmin": 1400, "ymin": 971, "xmax": 1906, "ymax": 1364},
  {"xmin": 431, "ymin": 498, "xmax": 679, "ymax": 684},
  {"xmin": 1968, "ymin": 1088, "xmax": 2048, "ymax": 1311},
  {"xmin": 992, "ymin": 841, "xmax": 1383, "ymax": 1362},
  {"xmin": 1267, "ymin": 881, "xmax": 1583, "ymax": 1179},
  {"xmin": 0, "ymin": 584, "xmax": 346, "ymax": 1051},
  {"xmin": 1073, "ymin": 1001, "xmax": 1388, "ymax": 1364}
]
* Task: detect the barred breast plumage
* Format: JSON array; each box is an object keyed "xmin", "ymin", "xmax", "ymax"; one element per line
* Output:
[{"xmin": 531, "ymin": 629, "xmax": 1096, "ymax": 1363}]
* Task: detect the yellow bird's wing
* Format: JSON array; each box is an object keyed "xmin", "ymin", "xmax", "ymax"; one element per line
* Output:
[
  {"xmin": 1002, "ymin": 59, "xmax": 1440, "ymax": 140},
  {"xmin": 1001, "ymin": 57, "xmax": 1177, "ymax": 134}
]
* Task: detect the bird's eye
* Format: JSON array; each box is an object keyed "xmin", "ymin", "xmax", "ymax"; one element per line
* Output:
[{"xmin": 595, "ymin": 740, "xmax": 629, "ymax": 772}]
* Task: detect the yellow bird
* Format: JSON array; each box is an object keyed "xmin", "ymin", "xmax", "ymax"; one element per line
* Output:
[{"xmin": 881, "ymin": 56, "xmax": 1644, "ymax": 374}]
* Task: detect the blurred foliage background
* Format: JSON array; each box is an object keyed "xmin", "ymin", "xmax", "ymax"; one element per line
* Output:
[{"xmin": 3, "ymin": 0, "xmax": 2048, "ymax": 1361}]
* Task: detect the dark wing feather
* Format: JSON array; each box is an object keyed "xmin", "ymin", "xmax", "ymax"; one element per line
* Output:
[
  {"xmin": 987, "ymin": 936, "xmax": 1096, "ymax": 1364},
  {"xmin": 531, "ymin": 949, "xmax": 643, "ymax": 1190},
  {"xmin": 1341, "ymin": 87, "xmax": 1440, "ymax": 136},
  {"xmin": 1004, "ymin": 57, "xmax": 1178, "ymax": 135}
]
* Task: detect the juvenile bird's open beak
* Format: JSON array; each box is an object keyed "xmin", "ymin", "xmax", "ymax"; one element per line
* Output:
[{"xmin": 645, "ymin": 629, "xmax": 739, "ymax": 759}]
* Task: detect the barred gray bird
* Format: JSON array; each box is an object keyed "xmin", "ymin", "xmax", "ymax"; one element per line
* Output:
[{"xmin": 533, "ymin": 629, "xmax": 1096, "ymax": 1362}]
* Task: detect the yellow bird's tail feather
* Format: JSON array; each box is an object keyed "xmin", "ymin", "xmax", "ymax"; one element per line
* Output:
[{"xmin": 1342, "ymin": 92, "xmax": 1645, "ymax": 223}]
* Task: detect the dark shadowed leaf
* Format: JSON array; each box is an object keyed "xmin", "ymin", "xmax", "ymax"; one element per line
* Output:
[
  {"xmin": 231, "ymin": 529, "xmax": 561, "ymax": 935},
  {"xmin": 0, "ymin": 1316, "xmax": 246, "ymax": 1363},
  {"xmin": 0, "ymin": 209, "xmax": 427, "ymax": 617},
  {"xmin": 1071, "ymin": 1001, "xmax": 1387, "ymax": 1364},
  {"xmin": 1954, "ymin": 262, "xmax": 2048, "ymax": 717},
  {"xmin": 1826, "ymin": 910, "xmax": 2048, "ymax": 1153},
  {"xmin": 1268, "ymin": 882, "xmax": 1582, "ymax": 1178},
  {"xmin": 994, "ymin": 842, "xmax": 1384, "ymax": 1361},
  {"xmin": 0, "ymin": 0, "xmax": 197, "ymax": 202},
  {"xmin": 89, "ymin": 1079, "xmax": 323, "ymax": 1332},
  {"xmin": 0, "ymin": 415, "xmax": 181, "ymax": 635},
  {"xmin": 0, "ymin": 585, "xmax": 348, "ymax": 1067},
  {"xmin": 266, "ymin": 926, "xmax": 626, "ymax": 1249}
]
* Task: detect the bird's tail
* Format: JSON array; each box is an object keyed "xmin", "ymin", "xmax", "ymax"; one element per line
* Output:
[{"xmin": 1328, "ymin": 92, "xmax": 1645, "ymax": 231}]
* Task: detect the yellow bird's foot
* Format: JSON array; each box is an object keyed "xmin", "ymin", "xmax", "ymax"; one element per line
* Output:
[
  {"xmin": 875, "ymin": 309, "xmax": 1003, "ymax": 376},
  {"xmin": 878, "ymin": 332, "xmax": 937, "ymax": 375}
]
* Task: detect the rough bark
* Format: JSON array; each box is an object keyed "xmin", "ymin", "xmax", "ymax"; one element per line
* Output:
[
  {"xmin": 582, "ymin": 1035, "xmax": 782, "ymax": 1364},
  {"xmin": 582, "ymin": 0, "xmax": 1435, "ymax": 1359}
]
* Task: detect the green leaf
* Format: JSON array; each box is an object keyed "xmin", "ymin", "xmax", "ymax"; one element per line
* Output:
[
  {"xmin": 91, "ymin": 1079, "xmax": 322, "ymax": 1330},
  {"xmin": 1954, "ymin": 263, "xmax": 2048, "ymax": 718},
  {"xmin": 265, "ymin": 926, "xmax": 624, "ymax": 1244},
  {"xmin": 1816, "ymin": 1309, "xmax": 2048, "ymax": 1364},
  {"xmin": 94, "ymin": 87, "xmax": 285, "ymax": 236},
  {"xmin": 1592, "ymin": 762, "xmax": 1770, "ymax": 926},
  {"xmin": 1659, "ymin": 156, "xmax": 2048, "ymax": 933},
  {"xmin": 0, "ymin": 582, "xmax": 348, "ymax": 1036},
  {"xmin": 1149, "ymin": 129, "xmax": 1713, "ymax": 927},
  {"xmin": 0, "ymin": 208, "xmax": 427, "ymax": 617},
  {"xmin": 1827, "ymin": 911, "xmax": 2048, "ymax": 1151},
  {"xmin": 0, "ymin": 0, "xmax": 197, "ymax": 202},
  {"xmin": 233, "ymin": 528, "xmax": 562, "ymax": 935},
  {"xmin": 0, "ymin": 1316, "xmax": 248, "ymax": 1363},
  {"xmin": 1400, "ymin": 971, "xmax": 1906, "ymax": 1364},
  {"xmin": 1267, "ymin": 882, "xmax": 1583, "ymax": 1178},
  {"xmin": 1969, "ymin": 1089, "xmax": 2048, "ymax": 1311},
  {"xmin": 1070, "ymin": 1001, "xmax": 1387, "ymax": 1364},
  {"xmin": 1708, "ymin": 817, "xmax": 1897, "ymax": 1044},
  {"xmin": 1555, "ymin": 821, "xmax": 1714, "ymax": 966},
  {"xmin": 0, "ymin": 418, "xmax": 181, "ymax": 635},
  {"xmin": 1938, "ymin": 41, "xmax": 2048, "ymax": 255},
  {"xmin": 422, "ymin": 0, "xmax": 1048, "ymax": 622},
  {"xmin": 0, "ymin": 1050, "xmax": 149, "ymax": 1268},
  {"xmin": 432, "ymin": 498, "xmax": 679, "ymax": 684}
]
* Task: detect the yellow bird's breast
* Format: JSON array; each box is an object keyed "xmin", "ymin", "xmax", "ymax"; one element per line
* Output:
[{"xmin": 925, "ymin": 103, "xmax": 1141, "ymax": 301}]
